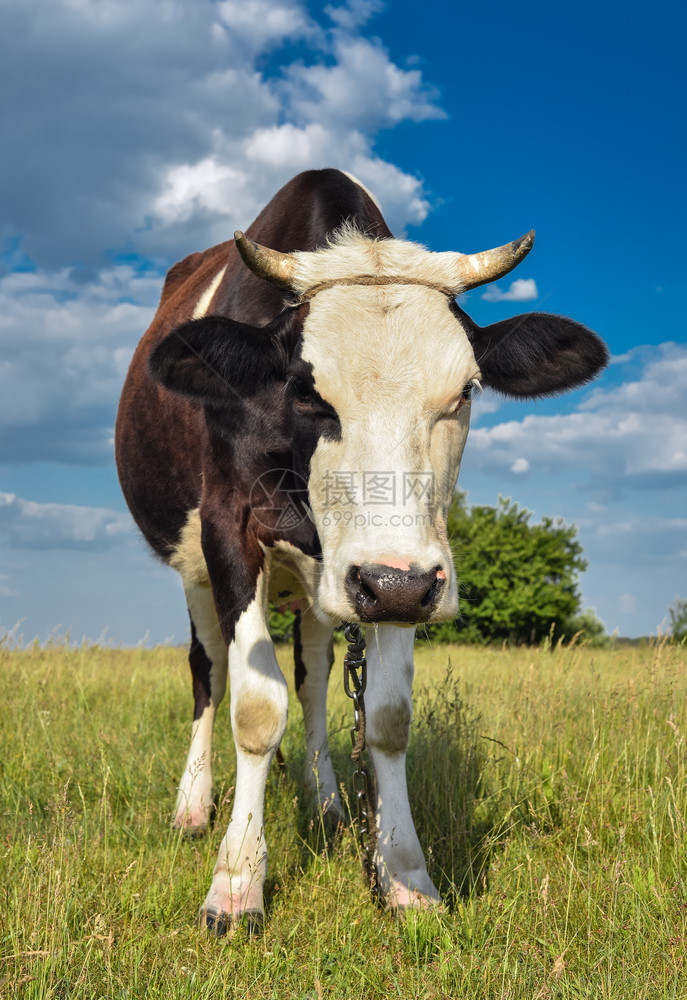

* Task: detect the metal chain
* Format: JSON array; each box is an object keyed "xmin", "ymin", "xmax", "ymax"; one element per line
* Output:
[{"xmin": 343, "ymin": 622, "xmax": 378, "ymax": 896}]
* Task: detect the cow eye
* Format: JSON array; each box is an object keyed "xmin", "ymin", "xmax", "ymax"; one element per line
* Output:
[
  {"xmin": 290, "ymin": 377, "xmax": 315, "ymax": 404},
  {"xmin": 442, "ymin": 379, "xmax": 481, "ymax": 419},
  {"xmin": 446, "ymin": 385, "xmax": 472, "ymax": 414}
]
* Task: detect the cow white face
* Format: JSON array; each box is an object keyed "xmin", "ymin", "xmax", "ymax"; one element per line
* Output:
[{"xmin": 294, "ymin": 282, "xmax": 479, "ymax": 623}]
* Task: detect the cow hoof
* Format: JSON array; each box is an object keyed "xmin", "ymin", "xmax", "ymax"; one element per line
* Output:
[
  {"xmin": 388, "ymin": 895, "xmax": 446, "ymax": 919},
  {"xmin": 380, "ymin": 878, "xmax": 443, "ymax": 915},
  {"xmin": 173, "ymin": 802, "xmax": 216, "ymax": 838},
  {"xmin": 198, "ymin": 906, "xmax": 264, "ymax": 939}
]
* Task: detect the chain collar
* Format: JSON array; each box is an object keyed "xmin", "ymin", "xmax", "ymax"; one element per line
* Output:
[{"xmin": 343, "ymin": 622, "xmax": 379, "ymax": 897}]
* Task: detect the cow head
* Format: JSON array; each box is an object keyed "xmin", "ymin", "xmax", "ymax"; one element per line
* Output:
[{"xmin": 151, "ymin": 227, "xmax": 608, "ymax": 626}]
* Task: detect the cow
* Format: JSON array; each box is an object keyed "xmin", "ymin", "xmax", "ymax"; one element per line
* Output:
[{"xmin": 115, "ymin": 168, "xmax": 607, "ymax": 935}]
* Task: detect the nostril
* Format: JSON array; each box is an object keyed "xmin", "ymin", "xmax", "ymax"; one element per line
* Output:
[
  {"xmin": 345, "ymin": 564, "xmax": 381, "ymax": 610},
  {"xmin": 420, "ymin": 569, "xmax": 445, "ymax": 608}
]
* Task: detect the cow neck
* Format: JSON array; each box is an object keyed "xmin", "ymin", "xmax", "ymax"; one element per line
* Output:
[{"xmin": 296, "ymin": 274, "xmax": 455, "ymax": 302}]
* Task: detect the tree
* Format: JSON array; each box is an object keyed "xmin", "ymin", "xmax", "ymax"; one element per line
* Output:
[
  {"xmin": 668, "ymin": 598, "xmax": 687, "ymax": 644},
  {"xmin": 428, "ymin": 493, "xmax": 589, "ymax": 645}
]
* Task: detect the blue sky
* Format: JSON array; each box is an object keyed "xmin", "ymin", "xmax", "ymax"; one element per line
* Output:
[{"xmin": 1, "ymin": 0, "xmax": 685, "ymax": 643}]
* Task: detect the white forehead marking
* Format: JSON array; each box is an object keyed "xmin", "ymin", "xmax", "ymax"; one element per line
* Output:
[
  {"xmin": 300, "ymin": 283, "xmax": 479, "ymax": 415},
  {"xmin": 192, "ymin": 265, "xmax": 227, "ymax": 319}
]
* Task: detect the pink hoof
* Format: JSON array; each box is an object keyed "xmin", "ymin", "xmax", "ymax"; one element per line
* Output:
[
  {"xmin": 173, "ymin": 803, "xmax": 214, "ymax": 837},
  {"xmin": 381, "ymin": 876, "xmax": 443, "ymax": 914}
]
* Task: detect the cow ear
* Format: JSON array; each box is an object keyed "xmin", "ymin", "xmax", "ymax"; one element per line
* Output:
[
  {"xmin": 149, "ymin": 316, "xmax": 286, "ymax": 401},
  {"xmin": 468, "ymin": 312, "xmax": 609, "ymax": 398}
]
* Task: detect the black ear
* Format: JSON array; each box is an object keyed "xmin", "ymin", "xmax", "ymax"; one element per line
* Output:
[
  {"xmin": 468, "ymin": 313, "xmax": 609, "ymax": 398},
  {"xmin": 149, "ymin": 315, "xmax": 286, "ymax": 402}
]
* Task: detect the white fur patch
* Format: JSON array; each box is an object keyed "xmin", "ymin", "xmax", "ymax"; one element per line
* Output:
[
  {"xmin": 192, "ymin": 265, "xmax": 227, "ymax": 319},
  {"xmin": 169, "ymin": 508, "xmax": 208, "ymax": 585},
  {"xmin": 266, "ymin": 540, "xmax": 321, "ymax": 609}
]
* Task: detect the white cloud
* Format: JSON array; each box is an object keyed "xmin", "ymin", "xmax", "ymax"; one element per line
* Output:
[
  {"xmin": 481, "ymin": 278, "xmax": 538, "ymax": 303},
  {"xmin": 215, "ymin": 0, "xmax": 316, "ymax": 52},
  {"xmin": 0, "ymin": 0, "xmax": 441, "ymax": 267},
  {"xmin": 578, "ymin": 345, "xmax": 687, "ymax": 416},
  {"xmin": 325, "ymin": 0, "xmax": 384, "ymax": 29},
  {"xmin": 0, "ymin": 263, "xmax": 158, "ymax": 463},
  {"xmin": 466, "ymin": 342, "xmax": 687, "ymax": 491},
  {"xmin": 282, "ymin": 35, "xmax": 444, "ymax": 131},
  {"xmin": 0, "ymin": 0, "xmax": 447, "ymax": 467},
  {"xmin": 0, "ymin": 492, "xmax": 134, "ymax": 550},
  {"xmin": 510, "ymin": 458, "xmax": 529, "ymax": 473}
]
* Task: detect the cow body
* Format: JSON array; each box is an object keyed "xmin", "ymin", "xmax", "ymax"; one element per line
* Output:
[{"xmin": 116, "ymin": 169, "xmax": 607, "ymax": 933}]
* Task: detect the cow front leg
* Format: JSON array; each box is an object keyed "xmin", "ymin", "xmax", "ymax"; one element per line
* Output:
[
  {"xmin": 200, "ymin": 570, "xmax": 288, "ymax": 936},
  {"xmin": 364, "ymin": 624, "xmax": 441, "ymax": 910},
  {"xmin": 294, "ymin": 607, "xmax": 344, "ymax": 829},
  {"xmin": 174, "ymin": 581, "xmax": 228, "ymax": 835}
]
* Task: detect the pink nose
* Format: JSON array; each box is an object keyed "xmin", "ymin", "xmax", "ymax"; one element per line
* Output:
[{"xmin": 376, "ymin": 554, "xmax": 411, "ymax": 571}]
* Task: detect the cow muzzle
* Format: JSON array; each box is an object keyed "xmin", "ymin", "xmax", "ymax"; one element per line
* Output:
[{"xmin": 344, "ymin": 563, "xmax": 446, "ymax": 623}]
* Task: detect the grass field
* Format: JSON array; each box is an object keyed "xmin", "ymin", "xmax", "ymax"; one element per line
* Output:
[{"xmin": 1, "ymin": 635, "xmax": 686, "ymax": 998}]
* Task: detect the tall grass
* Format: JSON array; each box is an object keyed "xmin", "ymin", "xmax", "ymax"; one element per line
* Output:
[{"xmin": 1, "ymin": 636, "xmax": 686, "ymax": 997}]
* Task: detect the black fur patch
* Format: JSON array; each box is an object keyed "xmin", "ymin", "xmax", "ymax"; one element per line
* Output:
[
  {"xmin": 293, "ymin": 610, "xmax": 307, "ymax": 693},
  {"xmin": 287, "ymin": 355, "xmax": 342, "ymax": 484},
  {"xmin": 189, "ymin": 619, "xmax": 213, "ymax": 720}
]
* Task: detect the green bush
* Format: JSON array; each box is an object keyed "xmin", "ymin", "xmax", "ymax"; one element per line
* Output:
[{"xmin": 427, "ymin": 492, "xmax": 595, "ymax": 646}]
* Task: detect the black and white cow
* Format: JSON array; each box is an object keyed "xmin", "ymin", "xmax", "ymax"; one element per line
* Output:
[{"xmin": 115, "ymin": 168, "xmax": 607, "ymax": 934}]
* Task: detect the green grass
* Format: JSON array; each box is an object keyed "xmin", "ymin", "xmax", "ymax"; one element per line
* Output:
[{"xmin": 1, "ymin": 636, "xmax": 686, "ymax": 998}]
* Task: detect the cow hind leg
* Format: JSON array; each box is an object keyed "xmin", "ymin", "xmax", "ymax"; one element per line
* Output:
[
  {"xmin": 294, "ymin": 607, "xmax": 344, "ymax": 830},
  {"xmin": 173, "ymin": 581, "xmax": 228, "ymax": 835},
  {"xmin": 200, "ymin": 572, "xmax": 288, "ymax": 936}
]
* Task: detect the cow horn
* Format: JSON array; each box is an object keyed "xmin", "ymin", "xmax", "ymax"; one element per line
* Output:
[
  {"xmin": 455, "ymin": 230, "xmax": 535, "ymax": 291},
  {"xmin": 234, "ymin": 231, "xmax": 296, "ymax": 289}
]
